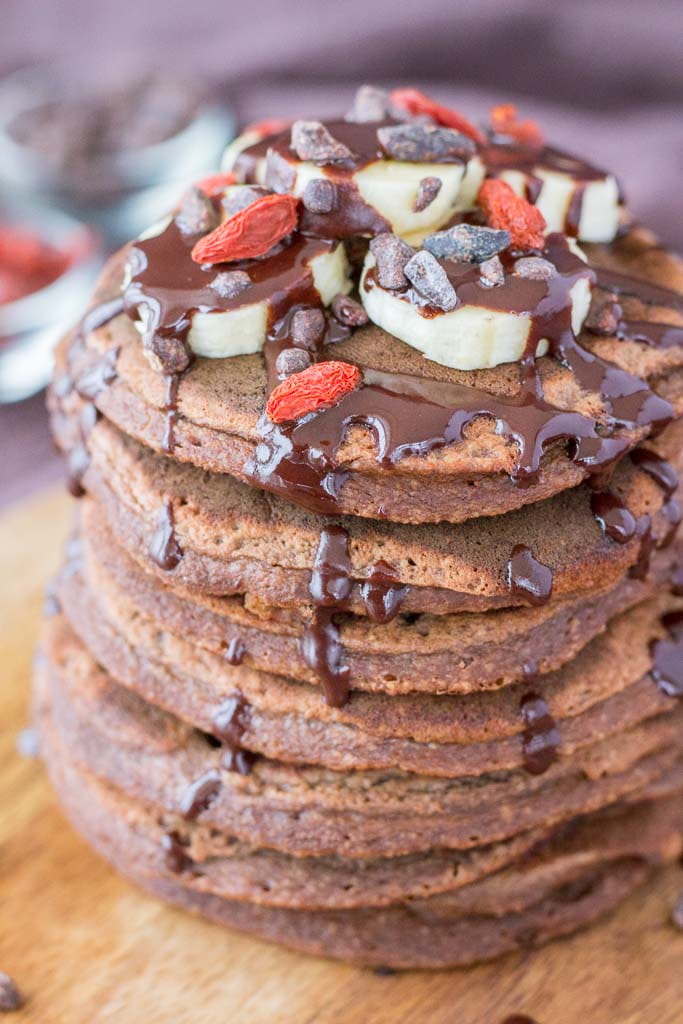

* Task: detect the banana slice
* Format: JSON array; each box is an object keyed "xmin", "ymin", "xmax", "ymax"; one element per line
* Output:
[
  {"xmin": 498, "ymin": 167, "xmax": 620, "ymax": 243},
  {"xmin": 296, "ymin": 157, "xmax": 485, "ymax": 246},
  {"xmin": 359, "ymin": 240, "xmax": 593, "ymax": 371},
  {"xmin": 129, "ymin": 213, "xmax": 352, "ymax": 360}
]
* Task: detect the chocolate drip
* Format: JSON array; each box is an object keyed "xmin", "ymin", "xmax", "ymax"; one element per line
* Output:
[
  {"xmin": 66, "ymin": 402, "xmax": 99, "ymax": 497},
  {"xmin": 501, "ymin": 1017, "xmax": 539, "ymax": 1024},
  {"xmin": 671, "ymin": 563, "xmax": 683, "ymax": 596},
  {"xmin": 650, "ymin": 611, "xmax": 683, "ymax": 698},
  {"xmin": 213, "ymin": 691, "xmax": 255, "ymax": 774},
  {"xmin": 149, "ymin": 499, "xmax": 183, "ymax": 570},
  {"xmin": 225, "ymin": 636, "xmax": 246, "ymax": 665},
  {"xmin": 616, "ymin": 319, "xmax": 683, "ymax": 350},
  {"xmin": 81, "ymin": 295, "xmax": 126, "ymax": 336},
  {"xmin": 359, "ymin": 560, "xmax": 409, "ymax": 623},
  {"xmin": 631, "ymin": 448, "xmax": 681, "ymax": 548},
  {"xmin": 507, "ymin": 545, "xmax": 553, "ymax": 606},
  {"xmin": 564, "ymin": 184, "xmax": 586, "ymax": 237},
  {"xmin": 302, "ymin": 526, "xmax": 353, "ymax": 707},
  {"xmin": 124, "ymin": 218, "xmax": 331, "ymax": 356},
  {"xmin": 520, "ymin": 690, "xmax": 561, "ymax": 775},
  {"xmin": 247, "ymin": 236, "xmax": 672, "ymax": 516},
  {"xmin": 161, "ymin": 830, "xmax": 193, "ymax": 873},
  {"xmin": 180, "ymin": 769, "xmax": 222, "ymax": 821},
  {"xmin": 161, "ymin": 373, "xmax": 180, "ymax": 454},
  {"xmin": 74, "ymin": 346, "xmax": 119, "ymax": 400},
  {"xmin": 593, "ymin": 268, "xmax": 683, "ymax": 314},
  {"xmin": 590, "ymin": 491, "xmax": 637, "ymax": 543}
]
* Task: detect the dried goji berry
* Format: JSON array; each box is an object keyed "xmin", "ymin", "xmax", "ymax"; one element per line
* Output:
[
  {"xmin": 195, "ymin": 172, "xmax": 237, "ymax": 196},
  {"xmin": 244, "ymin": 118, "xmax": 290, "ymax": 138},
  {"xmin": 266, "ymin": 360, "xmax": 362, "ymax": 424},
  {"xmin": 389, "ymin": 88, "xmax": 485, "ymax": 145},
  {"xmin": 191, "ymin": 193, "xmax": 299, "ymax": 265},
  {"xmin": 490, "ymin": 104, "xmax": 543, "ymax": 146},
  {"xmin": 477, "ymin": 178, "xmax": 546, "ymax": 250}
]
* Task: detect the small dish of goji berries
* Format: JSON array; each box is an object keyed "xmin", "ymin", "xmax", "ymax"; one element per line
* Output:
[{"xmin": 0, "ymin": 199, "xmax": 101, "ymax": 403}]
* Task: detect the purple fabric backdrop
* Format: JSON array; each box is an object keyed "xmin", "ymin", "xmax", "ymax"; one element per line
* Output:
[{"xmin": 1, "ymin": 0, "xmax": 682, "ymax": 504}]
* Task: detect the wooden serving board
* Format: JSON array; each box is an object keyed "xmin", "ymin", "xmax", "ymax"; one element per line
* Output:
[{"xmin": 1, "ymin": 488, "xmax": 683, "ymax": 1024}]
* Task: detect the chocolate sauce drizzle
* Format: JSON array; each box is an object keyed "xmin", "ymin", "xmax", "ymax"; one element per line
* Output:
[
  {"xmin": 161, "ymin": 830, "xmax": 193, "ymax": 873},
  {"xmin": 302, "ymin": 526, "xmax": 353, "ymax": 707},
  {"xmin": 180, "ymin": 769, "xmax": 222, "ymax": 821},
  {"xmin": 507, "ymin": 545, "xmax": 553, "ymax": 607},
  {"xmin": 212, "ymin": 691, "xmax": 256, "ymax": 774},
  {"xmin": 247, "ymin": 234, "xmax": 672, "ymax": 515},
  {"xmin": 519, "ymin": 661, "xmax": 561, "ymax": 776},
  {"xmin": 501, "ymin": 1016, "xmax": 539, "ymax": 1024},
  {"xmin": 148, "ymin": 499, "xmax": 184, "ymax": 570},
  {"xmin": 224, "ymin": 636, "xmax": 246, "ymax": 666},
  {"xmin": 58, "ymin": 296, "xmax": 124, "ymax": 497},
  {"xmin": 650, "ymin": 610, "xmax": 683, "ymax": 698},
  {"xmin": 590, "ymin": 448, "xmax": 680, "ymax": 583},
  {"xmin": 123, "ymin": 217, "xmax": 332, "ymax": 361},
  {"xmin": 301, "ymin": 525, "xmax": 409, "ymax": 705}
]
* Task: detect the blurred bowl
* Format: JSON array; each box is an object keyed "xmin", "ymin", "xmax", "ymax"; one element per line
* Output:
[
  {"xmin": 0, "ymin": 198, "xmax": 102, "ymax": 403},
  {"xmin": 0, "ymin": 63, "xmax": 235, "ymax": 245}
]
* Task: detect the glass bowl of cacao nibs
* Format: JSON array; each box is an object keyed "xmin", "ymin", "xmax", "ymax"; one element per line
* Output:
[
  {"xmin": 0, "ymin": 198, "xmax": 101, "ymax": 403},
  {"xmin": 0, "ymin": 62, "xmax": 235, "ymax": 245}
]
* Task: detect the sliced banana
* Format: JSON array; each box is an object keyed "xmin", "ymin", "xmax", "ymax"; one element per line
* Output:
[
  {"xmin": 182, "ymin": 246, "xmax": 351, "ymax": 359},
  {"xmin": 498, "ymin": 168, "xmax": 620, "ymax": 243},
  {"xmin": 359, "ymin": 243, "xmax": 592, "ymax": 371},
  {"xmin": 130, "ymin": 213, "xmax": 352, "ymax": 360},
  {"xmin": 296, "ymin": 157, "xmax": 485, "ymax": 246}
]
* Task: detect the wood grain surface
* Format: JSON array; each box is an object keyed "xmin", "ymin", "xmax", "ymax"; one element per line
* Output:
[{"xmin": 1, "ymin": 488, "xmax": 682, "ymax": 1024}]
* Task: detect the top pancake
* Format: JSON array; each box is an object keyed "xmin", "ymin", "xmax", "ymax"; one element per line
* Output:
[{"xmin": 53, "ymin": 226, "xmax": 683, "ymax": 525}]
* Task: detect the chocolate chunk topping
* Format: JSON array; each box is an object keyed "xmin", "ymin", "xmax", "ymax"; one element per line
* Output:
[
  {"xmin": 514, "ymin": 256, "xmax": 558, "ymax": 281},
  {"xmin": 413, "ymin": 175, "xmax": 442, "ymax": 212},
  {"xmin": 221, "ymin": 185, "xmax": 266, "ymax": 217},
  {"xmin": 264, "ymin": 150, "xmax": 297, "ymax": 193},
  {"xmin": 143, "ymin": 333, "xmax": 192, "ymax": 375},
  {"xmin": 302, "ymin": 178, "xmax": 339, "ymax": 214},
  {"xmin": 377, "ymin": 123, "xmax": 475, "ymax": 162},
  {"xmin": 331, "ymin": 293, "xmax": 369, "ymax": 326},
  {"xmin": 210, "ymin": 270, "xmax": 251, "ymax": 299},
  {"xmin": 424, "ymin": 223, "xmax": 510, "ymax": 263},
  {"xmin": 276, "ymin": 347, "xmax": 312, "ymax": 377},
  {"xmin": 0, "ymin": 973, "xmax": 23, "ymax": 1013},
  {"xmin": 404, "ymin": 250, "xmax": 458, "ymax": 311},
  {"xmin": 345, "ymin": 84, "xmax": 391, "ymax": 123},
  {"xmin": 369, "ymin": 233, "xmax": 413, "ymax": 290},
  {"xmin": 290, "ymin": 307, "xmax": 326, "ymax": 348},
  {"xmin": 479, "ymin": 255, "xmax": 505, "ymax": 287},
  {"xmin": 290, "ymin": 120, "xmax": 355, "ymax": 165},
  {"xmin": 175, "ymin": 186, "xmax": 219, "ymax": 236}
]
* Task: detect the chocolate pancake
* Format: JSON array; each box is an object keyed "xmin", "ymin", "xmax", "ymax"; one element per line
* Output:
[
  {"xmin": 38, "ymin": 616, "xmax": 683, "ymax": 860},
  {"xmin": 38, "ymin": 709, "xmax": 683, "ymax": 967},
  {"xmin": 56, "ymin": 559, "xmax": 683, "ymax": 776},
  {"xmin": 49, "ymin": 227, "xmax": 683, "ymax": 526},
  {"xmin": 53, "ymin": 411, "xmax": 683, "ymax": 616},
  {"xmin": 73, "ymin": 505, "xmax": 683, "ymax": 698}
]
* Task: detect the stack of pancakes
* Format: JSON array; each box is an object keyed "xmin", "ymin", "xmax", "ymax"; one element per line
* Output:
[{"xmin": 38, "ymin": 175, "xmax": 683, "ymax": 965}]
